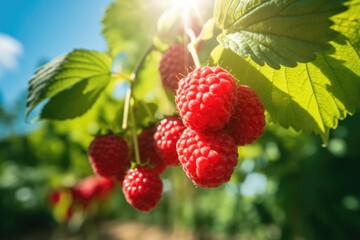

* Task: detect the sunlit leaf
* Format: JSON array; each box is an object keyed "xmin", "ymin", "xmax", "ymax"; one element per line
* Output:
[
  {"xmin": 102, "ymin": 0, "xmax": 168, "ymax": 60},
  {"xmin": 209, "ymin": 37, "xmax": 360, "ymax": 144},
  {"xmin": 333, "ymin": 0, "xmax": 360, "ymax": 52},
  {"xmin": 26, "ymin": 50, "xmax": 112, "ymax": 120},
  {"xmin": 214, "ymin": 0, "xmax": 348, "ymax": 69}
]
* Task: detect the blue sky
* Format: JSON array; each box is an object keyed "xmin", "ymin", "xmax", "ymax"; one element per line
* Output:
[{"xmin": 0, "ymin": 0, "xmax": 112, "ymax": 104}]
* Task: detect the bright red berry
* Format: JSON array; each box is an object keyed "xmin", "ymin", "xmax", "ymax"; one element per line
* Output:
[
  {"xmin": 159, "ymin": 43, "xmax": 194, "ymax": 93},
  {"xmin": 88, "ymin": 135, "xmax": 130, "ymax": 180},
  {"xmin": 175, "ymin": 66, "xmax": 238, "ymax": 131},
  {"xmin": 154, "ymin": 117, "xmax": 185, "ymax": 166},
  {"xmin": 138, "ymin": 128, "xmax": 167, "ymax": 174},
  {"xmin": 176, "ymin": 128, "xmax": 238, "ymax": 188},
  {"xmin": 122, "ymin": 167, "xmax": 163, "ymax": 212},
  {"xmin": 228, "ymin": 85, "xmax": 266, "ymax": 146}
]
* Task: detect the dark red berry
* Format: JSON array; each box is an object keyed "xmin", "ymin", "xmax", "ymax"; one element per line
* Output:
[
  {"xmin": 228, "ymin": 85, "xmax": 266, "ymax": 145},
  {"xmin": 138, "ymin": 128, "xmax": 167, "ymax": 174},
  {"xmin": 88, "ymin": 135, "xmax": 130, "ymax": 180},
  {"xmin": 159, "ymin": 43, "xmax": 194, "ymax": 93}
]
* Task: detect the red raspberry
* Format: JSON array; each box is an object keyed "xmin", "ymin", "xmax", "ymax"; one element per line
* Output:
[
  {"xmin": 138, "ymin": 128, "xmax": 167, "ymax": 174},
  {"xmin": 122, "ymin": 167, "xmax": 163, "ymax": 212},
  {"xmin": 154, "ymin": 117, "xmax": 185, "ymax": 166},
  {"xmin": 175, "ymin": 66, "xmax": 237, "ymax": 131},
  {"xmin": 228, "ymin": 85, "xmax": 266, "ymax": 145},
  {"xmin": 159, "ymin": 43, "xmax": 194, "ymax": 93},
  {"xmin": 88, "ymin": 135, "xmax": 130, "ymax": 180},
  {"xmin": 176, "ymin": 128, "xmax": 238, "ymax": 188},
  {"xmin": 71, "ymin": 176, "xmax": 114, "ymax": 208}
]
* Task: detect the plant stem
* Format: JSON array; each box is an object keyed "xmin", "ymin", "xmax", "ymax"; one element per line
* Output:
[
  {"xmin": 121, "ymin": 44, "xmax": 154, "ymax": 165},
  {"xmin": 133, "ymin": 44, "xmax": 154, "ymax": 77},
  {"xmin": 186, "ymin": 29, "xmax": 201, "ymax": 68},
  {"xmin": 129, "ymin": 97, "xmax": 141, "ymax": 165},
  {"xmin": 122, "ymin": 86, "xmax": 132, "ymax": 129}
]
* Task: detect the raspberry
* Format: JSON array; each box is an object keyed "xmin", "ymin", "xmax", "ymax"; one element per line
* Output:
[
  {"xmin": 154, "ymin": 117, "xmax": 185, "ymax": 166},
  {"xmin": 175, "ymin": 66, "xmax": 237, "ymax": 131},
  {"xmin": 159, "ymin": 43, "xmax": 194, "ymax": 93},
  {"xmin": 88, "ymin": 135, "xmax": 130, "ymax": 180},
  {"xmin": 122, "ymin": 167, "xmax": 163, "ymax": 212},
  {"xmin": 176, "ymin": 128, "xmax": 238, "ymax": 188},
  {"xmin": 228, "ymin": 85, "xmax": 266, "ymax": 145},
  {"xmin": 138, "ymin": 128, "xmax": 167, "ymax": 174},
  {"xmin": 71, "ymin": 176, "xmax": 114, "ymax": 208}
]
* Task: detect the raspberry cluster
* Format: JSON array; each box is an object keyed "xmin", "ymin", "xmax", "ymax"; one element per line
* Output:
[
  {"xmin": 86, "ymin": 126, "xmax": 184, "ymax": 212},
  {"xmin": 85, "ymin": 65, "xmax": 265, "ymax": 211},
  {"xmin": 175, "ymin": 66, "xmax": 266, "ymax": 188},
  {"xmin": 87, "ymin": 132, "xmax": 164, "ymax": 212}
]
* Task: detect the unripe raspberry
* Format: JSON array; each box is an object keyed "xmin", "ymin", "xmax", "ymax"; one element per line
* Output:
[
  {"xmin": 138, "ymin": 128, "xmax": 167, "ymax": 174},
  {"xmin": 176, "ymin": 128, "xmax": 238, "ymax": 188},
  {"xmin": 159, "ymin": 43, "xmax": 194, "ymax": 92},
  {"xmin": 88, "ymin": 135, "xmax": 130, "ymax": 180},
  {"xmin": 228, "ymin": 85, "xmax": 266, "ymax": 145},
  {"xmin": 122, "ymin": 167, "xmax": 163, "ymax": 212},
  {"xmin": 175, "ymin": 66, "xmax": 237, "ymax": 131},
  {"xmin": 154, "ymin": 117, "xmax": 185, "ymax": 166}
]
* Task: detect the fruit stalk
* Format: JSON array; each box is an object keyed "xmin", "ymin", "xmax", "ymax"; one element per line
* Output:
[
  {"xmin": 121, "ymin": 44, "xmax": 154, "ymax": 165},
  {"xmin": 186, "ymin": 29, "xmax": 201, "ymax": 68}
]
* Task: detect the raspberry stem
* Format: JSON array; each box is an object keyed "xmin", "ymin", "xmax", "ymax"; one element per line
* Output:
[
  {"xmin": 186, "ymin": 29, "xmax": 201, "ymax": 68},
  {"xmin": 121, "ymin": 44, "xmax": 154, "ymax": 166},
  {"xmin": 122, "ymin": 85, "xmax": 132, "ymax": 130},
  {"xmin": 129, "ymin": 97, "xmax": 141, "ymax": 166}
]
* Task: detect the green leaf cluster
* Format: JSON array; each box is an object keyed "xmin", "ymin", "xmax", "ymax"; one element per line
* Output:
[{"xmin": 214, "ymin": 0, "xmax": 347, "ymax": 69}]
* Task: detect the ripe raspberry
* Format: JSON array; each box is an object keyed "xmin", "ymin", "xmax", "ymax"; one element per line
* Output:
[
  {"xmin": 228, "ymin": 85, "xmax": 266, "ymax": 146},
  {"xmin": 88, "ymin": 135, "xmax": 130, "ymax": 180},
  {"xmin": 71, "ymin": 176, "xmax": 114, "ymax": 208},
  {"xmin": 175, "ymin": 66, "xmax": 237, "ymax": 131},
  {"xmin": 159, "ymin": 43, "xmax": 194, "ymax": 93},
  {"xmin": 138, "ymin": 128, "xmax": 167, "ymax": 174},
  {"xmin": 122, "ymin": 167, "xmax": 163, "ymax": 212},
  {"xmin": 176, "ymin": 128, "xmax": 238, "ymax": 188},
  {"xmin": 154, "ymin": 117, "xmax": 185, "ymax": 166}
]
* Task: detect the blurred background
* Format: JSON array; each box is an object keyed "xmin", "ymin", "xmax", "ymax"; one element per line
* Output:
[{"xmin": 1, "ymin": 1, "xmax": 360, "ymax": 239}]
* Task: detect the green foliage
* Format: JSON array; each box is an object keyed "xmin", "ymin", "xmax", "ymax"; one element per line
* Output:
[
  {"xmin": 209, "ymin": 37, "xmax": 360, "ymax": 144},
  {"xmin": 102, "ymin": 0, "xmax": 168, "ymax": 60},
  {"xmin": 214, "ymin": 0, "xmax": 347, "ymax": 69},
  {"xmin": 333, "ymin": 0, "xmax": 360, "ymax": 52},
  {"xmin": 26, "ymin": 50, "xmax": 112, "ymax": 121}
]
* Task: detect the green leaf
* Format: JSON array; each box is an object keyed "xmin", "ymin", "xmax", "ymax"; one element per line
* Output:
[
  {"xmin": 333, "ymin": 0, "xmax": 360, "ymax": 52},
  {"xmin": 102, "ymin": 0, "xmax": 168, "ymax": 59},
  {"xmin": 209, "ymin": 38, "xmax": 360, "ymax": 144},
  {"xmin": 198, "ymin": 18, "xmax": 216, "ymax": 41},
  {"xmin": 214, "ymin": 0, "xmax": 348, "ymax": 69},
  {"xmin": 26, "ymin": 49, "xmax": 112, "ymax": 120}
]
